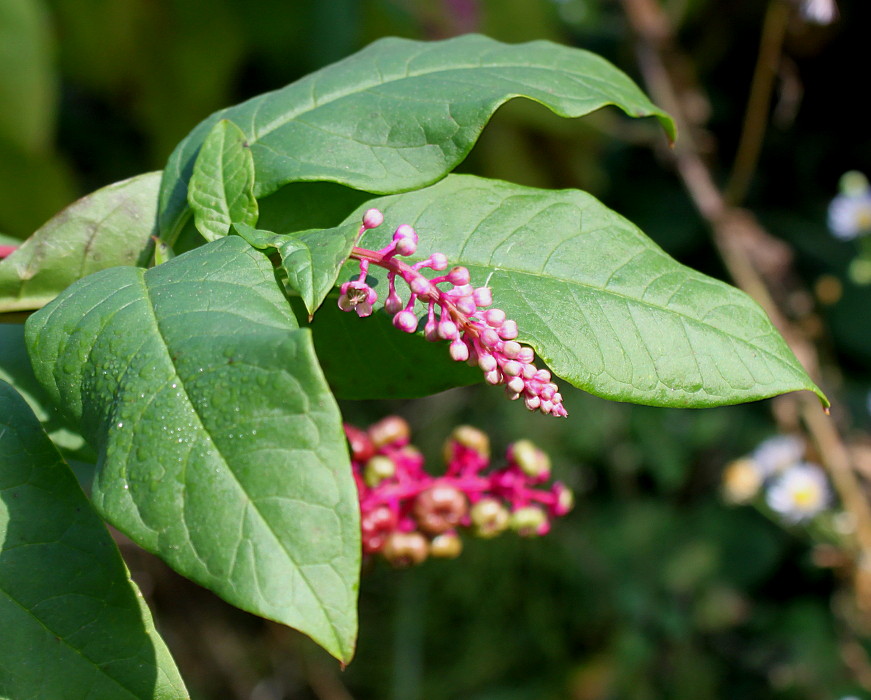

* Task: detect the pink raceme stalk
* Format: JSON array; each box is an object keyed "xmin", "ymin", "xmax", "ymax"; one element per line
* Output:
[
  {"xmin": 0, "ymin": 245, "xmax": 17, "ymax": 259},
  {"xmin": 338, "ymin": 209, "xmax": 568, "ymax": 417}
]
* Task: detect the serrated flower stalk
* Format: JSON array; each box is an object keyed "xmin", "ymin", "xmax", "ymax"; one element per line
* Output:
[{"xmin": 338, "ymin": 209, "xmax": 567, "ymax": 417}]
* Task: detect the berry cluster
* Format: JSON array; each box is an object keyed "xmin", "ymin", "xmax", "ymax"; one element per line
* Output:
[
  {"xmin": 338, "ymin": 209, "xmax": 568, "ymax": 417},
  {"xmin": 345, "ymin": 416, "xmax": 574, "ymax": 567}
]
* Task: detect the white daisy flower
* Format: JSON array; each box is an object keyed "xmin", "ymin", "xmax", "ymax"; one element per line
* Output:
[
  {"xmin": 765, "ymin": 462, "xmax": 831, "ymax": 523},
  {"xmin": 752, "ymin": 435, "xmax": 805, "ymax": 477},
  {"xmin": 828, "ymin": 171, "xmax": 871, "ymax": 241}
]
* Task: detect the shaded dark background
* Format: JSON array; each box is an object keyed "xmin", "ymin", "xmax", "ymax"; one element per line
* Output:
[{"xmin": 3, "ymin": 0, "xmax": 871, "ymax": 697}]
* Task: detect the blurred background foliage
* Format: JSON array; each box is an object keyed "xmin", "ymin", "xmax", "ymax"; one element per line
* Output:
[{"xmin": 3, "ymin": 0, "xmax": 871, "ymax": 697}]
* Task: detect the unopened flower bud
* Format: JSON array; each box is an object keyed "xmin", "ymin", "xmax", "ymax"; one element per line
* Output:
[
  {"xmin": 344, "ymin": 424, "xmax": 376, "ymax": 462},
  {"xmin": 484, "ymin": 369, "xmax": 501, "ymax": 385},
  {"xmin": 524, "ymin": 395, "xmax": 541, "ymax": 411},
  {"xmin": 438, "ymin": 318, "xmax": 459, "ymax": 340},
  {"xmin": 483, "ymin": 309, "xmax": 506, "ymax": 327},
  {"xmin": 473, "ymin": 287, "xmax": 493, "ymax": 307},
  {"xmin": 447, "ymin": 266, "xmax": 471, "ymax": 285},
  {"xmin": 382, "ymin": 531, "xmax": 429, "ymax": 567},
  {"xmin": 478, "ymin": 354, "xmax": 497, "ymax": 372},
  {"xmin": 502, "ymin": 360, "xmax": 522, "ymax": 376},
  {"xmin": 449, "ymin": 338, "xmax": 470, "ymax": 362},
  {"xmin": 511, "ymin": 440, "xmax": 551, "ymax": 480},
  {"xmin": 509, "ymin": 506, "xmax": 548, "ymax": 537},
  {"xmin": 385, "ymin": 289, "xmax": 404, "ymax": 314},
  {"xmin": 414, "ymin": 483, "xmax": 468, "ymax": 535},
  {"xmin": 470, "ymin": 498, "xmax": 510, "ymax": 538},
  {"xmin": 445, "ymin": 425, "xmax": 491, "ymax": 460},
  {"xmin": 507, "ymin": 376, "xmax": 525, "ymax": 394},
  {"xmin": 393, "ymin": 224, "xmax": 418, "ymax": 243},
  {"xmin": 517, "ymin": 347, "xmax": 535, "ymax": 364},
  {"xmin": 364, "ymin": 455, "xmax": 397, "ymax": 487},
  {"xmin": 551, "ymin": 483, "xmax": 574, "ymax": 516},
  {"xmin": 456, "ymin": 296, "xmax": 477, "ymax": 315},
  {"xmin": 361, "ymin": 504, "xmax": 398, "ymax": 554},
  {"xmin": 430, "ymin": 532, "xmax": 463, "ymax": 559},
  {"xmin": 410, "ymin": 276, "xmax": 432, "ymax": 297},
  {"xmin": 393, "ymin": 310, "xmax": 418, "ymax": 333},
  {"xmin": 429, "ymin": 253, "xmax": 448, "ymax": 271},
  {"xmin": 499, "ymin": 320, "xmax": 519, "ymax": 339},
  {"xmin": 362, "ymin": 209, "xmax": 384, "ymax": 230},
  {"xmin": 501, "ymin": 341, "xmax": 522, "ymax": 359},
  {"xmin": 368, "ymin": 415, "xmax": 411, "ymax": 448}
]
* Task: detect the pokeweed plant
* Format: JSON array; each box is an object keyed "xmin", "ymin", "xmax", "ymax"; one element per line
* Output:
[{"xmin": 0, "ymin": 35, "xmax": 826, "ymax": 696}]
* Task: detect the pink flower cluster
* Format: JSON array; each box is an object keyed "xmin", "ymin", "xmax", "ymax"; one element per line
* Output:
[
  {"xmin": 345, "ymin": 415, "xmax": 574, "ymax": 567},
  {"xmin": 338, "ymin": 208, "xmax": 567, "ymax": 417}
]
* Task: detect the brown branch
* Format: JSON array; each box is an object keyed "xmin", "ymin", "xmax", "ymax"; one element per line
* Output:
[{"xmin": 619, "ymin": 0, "xmax": 871, "ymax": 560}]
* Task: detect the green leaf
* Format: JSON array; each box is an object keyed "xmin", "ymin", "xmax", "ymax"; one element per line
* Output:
[
  {"xmin": 235, "ymin": 220, "xmax": 361, "ymax": 317},
  {"xmin": 0, "ymin": 323, "xmax": 87, "ymax": 454},
  {"xmin": 158, "ymin": 34, "xmax": 674, "ymax": 241},
  {"xmin": 188, "ymin": 119, "xmax": 258, "ymax": 242},
  {"xmin": 0, "ymin": 380, "xmax": 187, "ymax": 699},
  {"xmin": 333, "ymin": 175, "xmax": 825, "ymax": 408},
  {"xmin": 309, "ymin": 300, "xmax": 481, "ymax": 399},
  {"xmin": 0, "ymin": 172, "xmax": 161, "ymax": 312},
  {"xmin": 26, "ymin": 236, "xmax": 360, "ymax": 662}
]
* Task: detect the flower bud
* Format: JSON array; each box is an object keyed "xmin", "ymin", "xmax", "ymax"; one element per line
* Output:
[
  {"xmin": 483, "ymin": 309, "xmax": 506, "ymax": 327},
  {"xmin": 444, "ymin": 425, "xmax": 490, "ymax": 461},
  {"xmin": 551, "ymin": 483, "xmax": 574, "ymax": 516},
  {"xmin": 364, "ymin": 455, "xmax": 397, "ymax": 487},
  {"xmin": 524, "ymin": 395, "xmax": 541, "ymax": 411},
  {"xmin": 501, "ymin": 341, "xmax": 522, "ymax": 359},
  {"xmin": 509, "ymin": 506, "xmax": 548, "ymax": 537},
  {"xmin": 502, "ymin": 360, "xmax": 522, "ymax": 376},
  {"xmin": 446, "ymin": 266, "xmax": 470, "ymax": 286},
  {"xmin": 449, "ymin": 338, "xmax": 470, "ymax": 362},
  {"xmin": 470, "ymin": 498, "xmax": 510, "ymax": 538},
  {"xmin": 344, "ymin": 424, "xmax": 375, "ymax": 462},
  {"xmin": 368, "ymin": 415, "xmax": 411, "ymax": 448},
  {"xmin": 393, "ymin": 310, "xmax": 418, "ymax": 333},
  {"xmin": 362, "ymin": 208, "xmax": 384, "ymax": 230},
  {"xmin": 361, "ymin": 504, "xmax": 398, "ymax": 554},
  {"xmin": 456, "ymin": 296, "xmax": 477, "ymax": 316},
  {"xmin": 382, "ymin": 531, "xmax": 429, "ymax": 567},
  {"xmin": 438, "ymin": 318, "xmax": 459, "ymax": 340},
  {"xmin": 511, "ymin": 440, "xmax": 551, "ymax": 480},
  {"xmin": 478, "ymin": 354, "xmax": 497, "ymax": 373},
  {"xmin": 428, "ymin": 253, "xmax": 448, "ymax": 271},
  {"xmin": 393, "ymin": 224, "xmax": 418, "ymax": 243},
  {"xmin": 430, "ymin": 532, "xmax": 463, "ymax": 559},
  {"xmin": 517, "ymin": 347, "xmax": 535, "ymax": 364},
  {"xmin": 385, "ymin": 289, "xmax": 404, "ymax": 314},
  {"xmin": 498, "ymin": 320, "xmax": 519, "ymax": 340},
  {"xmin": 506, "ymin": 376, "xmax": 525, "ymax": 394},
  {"xmin": 410, "ymin": 276, "xmax": 432, "ymax": 297},
  {"xmin": 414, "ymin": 483, "xmax": 468, "ymax": 535},
  {"xmin": 473, "ymin": 287, "xmax": 493, "ymax": 307}
]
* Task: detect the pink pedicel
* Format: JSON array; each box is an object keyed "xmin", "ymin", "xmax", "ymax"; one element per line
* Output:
[
  {"xmin": 337, "ymin": 209, "xmax": 568, "ymax": 417},
  {"xmin": 0, "ymin": 245, "xmax": 18, "ymax": 259},
  {"xmin": 346, "ymin": 417, "xmax": 574, "ymax": 566}
]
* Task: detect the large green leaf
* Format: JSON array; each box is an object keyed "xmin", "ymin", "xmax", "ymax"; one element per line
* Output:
[
  {"xmin": 309, "ymin": 300, "xmax": 481, "ymax": 399},
  {"xmin": 0, "ymin": 380, "xmax": 187, "ymax": 699},
  {"xmin": 188, "ymin": 119, "xmax": 258, "ymax": 242},
  {"xmin": 234, "ymin": 221, "xmax": 361, "ymax": 318},
  {"xmin": 158, "ymin": 34, "xmax": 674, "ymax": 241},
  {"xmin": 26, "ymin": 236, "xmax": 360, "ymax": 662},
  {"xmin": 328, "ymin": 175, "xmax": 825, "ymax": 408},
  {"xmin": 0, "ymin": 172, "xmax": 161, "ymax": 312}
]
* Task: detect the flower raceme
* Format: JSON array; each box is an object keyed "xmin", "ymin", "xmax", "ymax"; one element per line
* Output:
[
  {"xmin": 346, "ymin": 416, "xmax": 574, "ymax": 566},
  {"xmin": 338, "ymin": 209, "xmax": 568, "ymax": 417}
]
